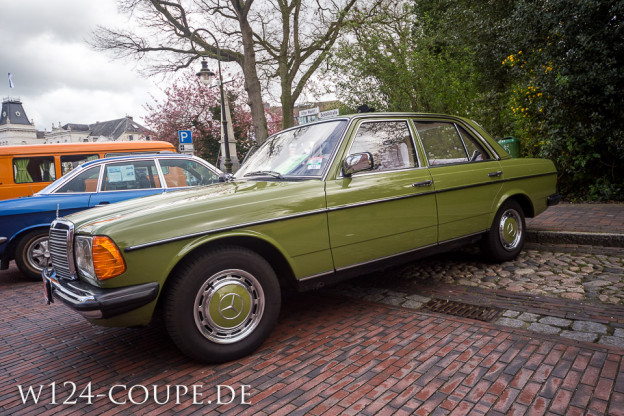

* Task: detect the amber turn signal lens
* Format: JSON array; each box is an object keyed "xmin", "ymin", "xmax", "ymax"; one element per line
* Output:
[{"xmin": 92, "ymin": 236, "xmax": 126, "ymax": 280}]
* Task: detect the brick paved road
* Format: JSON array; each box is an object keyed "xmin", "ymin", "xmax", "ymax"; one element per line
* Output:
[
  {"xmin": 2, "ymin": 262, "xmax": 624, "ymax": 415},
  {"xmin": 526, "ymin": 203, "xmax": 624, "ymax": 235}
]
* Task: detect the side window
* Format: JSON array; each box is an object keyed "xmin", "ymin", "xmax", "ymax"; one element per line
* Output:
[
  {"xmin": 415, "ymin": 121, "xmax": 491, "ymax": 165},
  {"xmin": 349, "ymin": 121, "xmax": 417, "ymax": 173},
  {"xmin": 457, "ymin": 126, "xmax": 491, "ymax": 162},
  {"xmin": 13, "ymin": 157, "xmax": 56, "ymax": 183},
  {"xmin": 101, "ymin": 160, "xmax": 160, "ymax": 191},
  {"xmin": 55, "ymin": 166, "xmax": 101, "ymax": 193},
  {"xmin": 159, "ymin": 159, "xmax": 219, "ymax": 188},
  {"xmin": 414, "ymin": 122, "xmax": 468, "ymax": 166},
  {"xmin": 60, "ymin": 154, "xmax": 99, "ymax": 175}
]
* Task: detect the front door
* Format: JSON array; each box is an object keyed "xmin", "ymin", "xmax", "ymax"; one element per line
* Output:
[{"xmin": 325, "ymin": 119, "xmax": 438, "ymax": 270}]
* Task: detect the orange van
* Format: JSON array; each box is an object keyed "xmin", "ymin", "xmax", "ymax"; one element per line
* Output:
[{"xmin": 0, "ymin": 141, "xmax": 175, "ymax": 200}]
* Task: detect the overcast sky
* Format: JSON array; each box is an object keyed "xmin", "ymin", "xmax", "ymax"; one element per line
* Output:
[{"xmin": 0, "ymin": 0, "xmax": 165, "ymax": 131}]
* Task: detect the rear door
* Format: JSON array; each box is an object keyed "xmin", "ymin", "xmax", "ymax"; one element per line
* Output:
[
  {"xmin": 158, "ymin": 158, "xmax": 221, "ymax": 190},
  {"xmin": 412, "ymin": 119, "xmax": 503, "ymax": 241}
]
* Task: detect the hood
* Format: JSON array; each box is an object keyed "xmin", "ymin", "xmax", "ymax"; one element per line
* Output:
[{"xmin": 65, "ymin": 180, "xmax": 326, "ymax": 249}]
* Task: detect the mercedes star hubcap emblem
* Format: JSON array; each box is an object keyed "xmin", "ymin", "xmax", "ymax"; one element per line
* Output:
[{"xmin": 218, "ymin": 292, "xmax": 244, "ymax": 320}]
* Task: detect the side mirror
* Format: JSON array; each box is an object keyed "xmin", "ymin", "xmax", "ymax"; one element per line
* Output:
[
  {"xmin": 219, "ymin": 173, "xmax": 234, "ymax": 182},
  {"xmin": 342, "ymin": 152, "xmax": 374, "ymax": 177}
]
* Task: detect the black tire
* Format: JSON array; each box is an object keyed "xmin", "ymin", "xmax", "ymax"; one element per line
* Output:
[
  {"xmin": 481, "ymin": 200, "xmax": 526, "ymax": 262},
  {"xmin": 164, "ymin": 246, "xmax": 281, "ymax": 363},
  {"xmin": 15, "ymin": 230, "xmax": 51, "ymax": 281}
]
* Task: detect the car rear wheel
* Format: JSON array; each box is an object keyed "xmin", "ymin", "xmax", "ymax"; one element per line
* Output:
[
  {"xmin": 164, "ymin": 246, "xmax": 281, "ymax": 363},
  {"xmin": 15, "ymin": 230, "xmax": 51, "ymax": 281},
  {"xmin": 481, "ymin": 199, "xmax": 526, "ymax": 262}
]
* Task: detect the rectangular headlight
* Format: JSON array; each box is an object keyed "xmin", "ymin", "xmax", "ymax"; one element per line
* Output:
[{"xmin": 75, "ymin": 236, "xmax": 95, "ymax": 279}]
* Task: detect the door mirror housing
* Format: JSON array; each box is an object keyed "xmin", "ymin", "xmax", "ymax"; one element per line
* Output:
[{"xmin": 342, "ymin": 152, "xmax": 374, "ymax": 177}]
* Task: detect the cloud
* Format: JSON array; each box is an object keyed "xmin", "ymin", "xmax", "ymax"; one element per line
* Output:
[{"xmin": 0, "ymin": 0, "xmax": 161, "ymax": 130}]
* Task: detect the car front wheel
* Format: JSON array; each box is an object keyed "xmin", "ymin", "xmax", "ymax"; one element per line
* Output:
[
  {"xmin": 15, "ymin": 230, "xmax": 51, "ymax": 280},
  {"xmin": 482, "ymin": 199, "xmax": 526, "ymax": 262},
  {"xmin": 164, "ymin": 246, "xmax": 281, "ymax": 363}
]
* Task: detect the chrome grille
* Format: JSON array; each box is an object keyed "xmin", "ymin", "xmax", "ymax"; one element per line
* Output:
[{"xmin": 49, "ymin": 219, "xmax": 76, "ymax": 280}]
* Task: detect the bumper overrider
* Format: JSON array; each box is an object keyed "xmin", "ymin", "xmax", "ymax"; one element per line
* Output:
[{"xmin": 42, "ymin": 267, "xmax": 159, "ymax": 319}]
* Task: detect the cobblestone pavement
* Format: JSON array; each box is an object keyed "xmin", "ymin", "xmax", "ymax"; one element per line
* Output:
[{"xmin": 328, "ymin": 243, "xmax": 624, "ymax": 349}]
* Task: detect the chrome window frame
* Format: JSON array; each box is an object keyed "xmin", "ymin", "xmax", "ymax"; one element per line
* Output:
[
  {"xmin": 412, "ymin": 119, "xmax": 497, "ymax": 168},
  {"xmin": 338, "ymin": 118, "xmax": 424, "ymax": 179}
]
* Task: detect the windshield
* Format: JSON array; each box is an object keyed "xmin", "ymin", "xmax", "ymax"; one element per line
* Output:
[{"xmin": 236, "ymin": 120, "xmax": 348, "ymax": 179}]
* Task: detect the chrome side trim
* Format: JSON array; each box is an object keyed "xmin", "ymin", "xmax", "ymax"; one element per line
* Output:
[
  {"xmin": 334, "ymin": 231, "xmax": 487, "ymax": 273},
  {"xmin": 298, "ymin": 270, "xmax": 335, "ymax": 282},
  {"xmin": 124, "ymin": 171, "xmax": 553, "ymax": 253},
  {"xmin": 334, "ymin": 242, "xmax": 436, "ymax": 272},
  {"xmin": 327, "ymin": 190, "xmax": 436, "ymax": 212},
  {"xmin": 124, "ymin": 207, "xmax": 328, "ymax": 252},
  {"xmin": 433, "ymin": 171, "xmax": 557, "ymax": 194}
]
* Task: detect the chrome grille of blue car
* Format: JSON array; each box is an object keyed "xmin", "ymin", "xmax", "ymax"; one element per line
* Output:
[{"xmin": 49, "ymin": 219, "xmax": 76, "ymax": 280}]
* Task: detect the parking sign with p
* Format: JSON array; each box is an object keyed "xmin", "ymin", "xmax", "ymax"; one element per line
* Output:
[{"xmin": 178, "ymin": 130, "xmax": 192, "ymax": 144}]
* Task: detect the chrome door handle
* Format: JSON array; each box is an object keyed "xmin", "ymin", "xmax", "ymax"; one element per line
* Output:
[
  {"xmin": 488, "ymin": 171, "xmax": 503, "ymax": 177},
  {"xmin": 412, "ymin": 180, "xmax": 433, "ymax": 187}
]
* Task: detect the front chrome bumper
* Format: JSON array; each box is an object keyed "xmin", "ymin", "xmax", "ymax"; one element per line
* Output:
[{"xmin": 42, "ymin": 267, "xmax": 159, "ymax": 319}]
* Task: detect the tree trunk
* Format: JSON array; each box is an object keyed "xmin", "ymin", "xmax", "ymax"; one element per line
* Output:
[
  {"xmin": 280, "ymin": 87, "xmax": 295, "ymax": 129},
  {"xmin": 238, "ymin": 13, "xmax": 269, "ymax": 144}
]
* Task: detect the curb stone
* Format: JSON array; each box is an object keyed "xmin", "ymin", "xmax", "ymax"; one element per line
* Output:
[{"xmin": 527, "ymin": 230, "xmax": 624, "ymax": 247}]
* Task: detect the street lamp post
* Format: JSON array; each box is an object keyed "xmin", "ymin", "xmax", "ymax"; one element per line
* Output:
[{"xmin": 194, "ymin": 29, "xmax": 233, "ymax": 174}]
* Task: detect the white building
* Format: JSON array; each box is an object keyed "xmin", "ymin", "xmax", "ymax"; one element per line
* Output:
[
  {"xmin": 0, "ymin": 97, "xmax": 39, "ymax": 146},
  {"xmin": 0, "ymin": 97, "xmax": 152, "ymax": 145},
  {"xmin": 45, "ymin": 116, "xmax": 151, "ymax": 143}
]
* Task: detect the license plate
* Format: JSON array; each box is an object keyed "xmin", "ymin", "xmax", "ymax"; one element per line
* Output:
[{"xmin": 43, "ymin": 276, "xmax": 53, "ymax": 305}]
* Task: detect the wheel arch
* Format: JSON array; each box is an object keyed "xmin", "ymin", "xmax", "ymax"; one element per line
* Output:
[
  {"xmin": 2, "ymin": 225, "xmax": 51, "ymax": 267},
  {"xmin": 496, "ymin": 191, "xmax": 535, "ymax": 219},
  {"xmin": 157, "ymin": 234, "xmax": 296, "ymax": 309}
]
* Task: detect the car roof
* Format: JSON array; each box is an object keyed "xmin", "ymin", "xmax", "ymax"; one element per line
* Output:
[
  {"xmin": 315, "ymin": 112, "xmax": 471, "ymax": 123},
  {"xmin": 272, "ymin": 112, "xmax": 476, "ymax": 138},
  {"xmin": 80, "ymin": 152, "xmax": 197, "ymax": 169}
]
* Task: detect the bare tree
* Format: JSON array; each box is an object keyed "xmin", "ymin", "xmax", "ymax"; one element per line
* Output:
[
  {"xmin": 92, "ymin": 0, "xmax": 367, "ymax": 142},
  {"xmin": 93, "ymin": 0, "xmax": 268, "ymax": 142},
  {"xmin": 249, "ymin": 0, "xmax": 358, "ymax": 127}
]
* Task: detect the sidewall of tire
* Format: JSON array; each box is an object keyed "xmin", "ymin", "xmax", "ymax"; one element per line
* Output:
[
  {"xmin": 15, "ymin": 230, "xmax": 49, "ymax": 281},
  {"xmin": 164, "ymin": 247, "xmax": 281, "ymax": 363},
  {"xmin": 482, "ymin": 199, "xmax": 526, "ymax": 263}
]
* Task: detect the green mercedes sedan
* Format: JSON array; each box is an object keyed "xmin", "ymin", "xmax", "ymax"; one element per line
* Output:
[{"xmin": 43, "ymin": 113, "xmax": 559, "ymax": 363}]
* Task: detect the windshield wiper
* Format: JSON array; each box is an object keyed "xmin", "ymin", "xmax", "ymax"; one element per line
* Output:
[{"xmin": 243, "ymin": 170, "xmax": 285, "ymax": 179}]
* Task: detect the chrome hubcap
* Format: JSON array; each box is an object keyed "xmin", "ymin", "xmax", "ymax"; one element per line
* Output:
[
  {"xmin": 27, "ymin": 236, "xmax": 51, "ymax": 272},
  {"xmin": 498, "ymin": 209, "xmax": 522, "ymax": 251},
  {"xmin": 194, "ymin": 269, "xmax": 264, "ymax": 344}
]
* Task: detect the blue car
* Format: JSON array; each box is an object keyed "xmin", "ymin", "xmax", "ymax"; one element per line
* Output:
[{"xmin": 0, "ymin": 153, "xmax": 222, "ymax": 279}]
